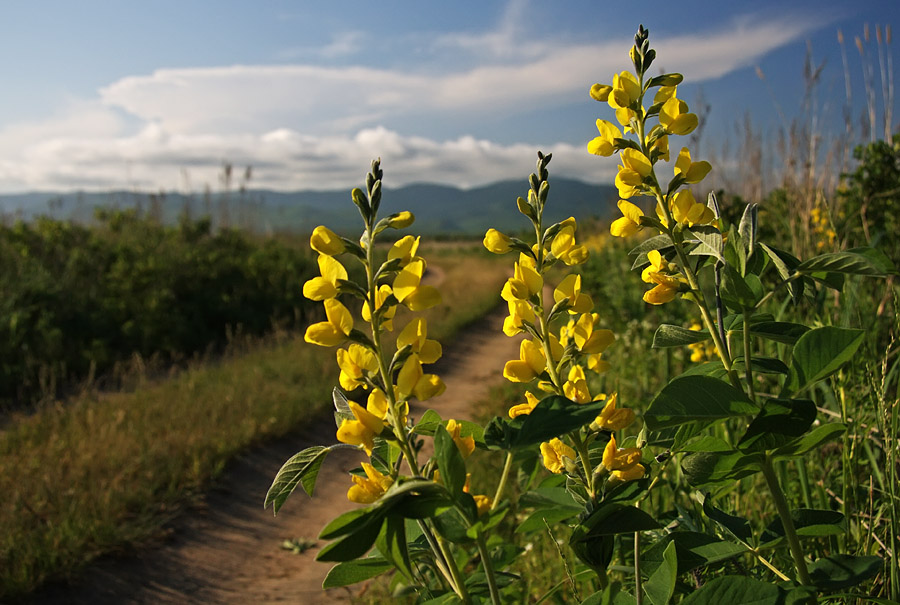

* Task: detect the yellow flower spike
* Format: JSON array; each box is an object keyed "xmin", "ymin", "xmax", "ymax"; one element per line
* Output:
[
  {"xmin": 388, "ymin": 235, "xmax": 421, "ymax": 266},
  {"xmin": 515, "ymin": 260, "xmax": 543, "ymax": 297},
  {"xmin": 310, "ymin": 225, "xmax": 346, "ymax": 256},
  {"xmin": 347, "ymin": 462, "xmax": 393, "ymax": 503},
  {"xmin": 502, "ymin": 299, "xmax": 534, "ymax": 337},
  {"xmin": 446, "ymin": 419, "xmax": 475, "ymax": 459},
  {"xmin": 508, "ymin": 391, "xmax": 541, "ymax": 418},
  {"xmin": 388, "ymin": 211, "xmax": 415, "ymax": 229},
  {"xmin": 336, "ymin": 344, "xmax": 378, "ymax": 391},
  {"xmin": 304, "ymin": 298, "xmax": 353, "ymax": 347},
  {"xmin": 483, "ymin": 228, "xmax": 513, "ymax": 254},
  {"xmin": 563, "ymin": 373, "xmax": 592, "ymax": 403},
  {"xmin": 503, "ymin": 338, "xmax": 546, "ymax": 383},
  {"xmin": 615, "ymin": 106, "xmax": 638, "ymax": 132},
  {"xmin": 362, "ymin": 284, "xmax": 396, "ymax": 331},
  {"xmin": 671, "ymin": 190, "xmax": 715, "ymax": 227},
  {"xmin": 608, "ymin": 71, "xmax": 641, "ymax": 110},
  {"xmin": 541, "ymin": 438, "xmax": 577, "ymax": 474},
  {"xmin": 553, "ymin": 274, "xmax": 594, "ymax": 314},
  {"xmin": 659, "ymin": 96, "xmax": 698, "ymax": 136},
  {"xmin": 615, "ymin": 149, "xmax": 653, "ymax": 199},
  {"xmin": 336, "ymin": 401, "xmax": 384, "ymax": 454},
  {"xmin": 674, "ymin": 147, "xmax": 712, "ymax": 184},
  {"xmin": 595, "ymin": 393, "xmax": 636, "ymax": 431},
  {"xmin": 587, "ymin": 119, "xmax": 623, "ymax": 157},
  {"xmin": 602, "ymin": 434, "xmax": 642, "ymax": 472},
  {"xmin": 302, "ymin": 254, "xmax": 348, "ymax": 301},
  {"xmin": 573, "ymin": 313, "xmax": 615, "ymax": 354},
  {"xmin": 610, "ymin": 200, "xmax": 645, "ymax": 237},
  {"xmin": 590, "ymin": 83, "xmax": 612, "ymax": 102}
]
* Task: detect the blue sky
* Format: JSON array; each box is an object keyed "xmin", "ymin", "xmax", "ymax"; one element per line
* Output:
[{"xmin": 0, "ymin": 0, "xmax": 896, "ymax": 193}]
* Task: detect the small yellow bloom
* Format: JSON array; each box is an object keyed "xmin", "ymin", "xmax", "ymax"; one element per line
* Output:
[
  {"xmin": 608, "ymin": 71, "xmax": 641, "ymax": 110},
  {"xmin": 472, "ymin": 494, "xmax": 493, "ymax": 517},
  {"xmin": 553, "ymin": 274, "xmax": 593, "ymax": 314},
  {"xmin": 304, "ymin": 298, "xmax": 353, "ymax": 346},
  {"xmin": 397, "ymin": 354, "xmax": 445, "ymax": 401},
  {"xmin": 551, "ymin": 223, "xmax": 589, "ymax": 265},
  {"xmin": 394, "ymin": 260, "xmax": 441, "ymax": 311},
  {"xmin": 652, "ymin": 134, "xmax": 670, "ymax": 162},
  {"xmin": 508, "ymin": 391, "xmax": 541, "ymax": 418},
  {"xmin": 503, "ymin": 338, "xmax": 547, "ymax": 383},
  {"xmin": 587, "ymin": 119, "xmax": 623, "ymax": 157},
  {"xmin": 366, "ymin": 388, "xmax": 389, "ymax": 419},
  {"xmin": 502, "ymin": 299, "xmax": 535, "ymax": 337},
  {"xmin": 653, "ymin": 86, "xmax": 677, "ymax": 104},
  {"xmin": 446, "ymin": 419, "xmax": 475, "ymax": 459},
  {"xmin": 483, "ymin": 228, "xmax": 513, "ymax": 254},
  {"xmin": 641, "ymin": 250, "xmax": 671, "ymax": 283},
  {"xmin": 590, "ymin": 83, "xmax": 612, "ymax": 102},
  {"xmin": 602, "ymin": 434, "xmax": 642, "ymax": 472},
  {"xmin": 388, "ymin": 211, "xmax": 415, "ymax": 229},
  {"xmin": 595, "ymin": 393, "xmax": 635, "ymax": 431},
  {"xmin": 671, "ymin": 190, "xmax": 715, "ymax": 227},
  {"xmin": 336, "ymin": 344, "xmax": 378, "ymax": 391},
  {"xmin": 611, "ymin": 464, "xmax": 645, "ymax": 483},
  {"xmin": 347, "ymin": 462, "xmax": 393, "ymax": 503},
  {"xmin": 573, "ymin": 313, "xmax": 615, "ymax": 354},
  {"xmin": 362, "ymin": 284, "xmax": 396, "ymax": 331},
  {"xmin": 615, "ymin": 149, "xmax": 652, "ymax": 198},
  {"xmin": 397, "ymin": 317, "xmax": 442, "ymax": 364},
  {"xmin": 388, "ymin": 235, "xmax": 421, "ymax": 266},
  {"xmin": 302, "ymin": 254, "xmax": 348, "ymax": 301},
  {"xmin": 310, "ymin": 225, "xmax": 345, "ymax": 256},
  {"xmin": 541, "ymin": 438, "xmax": 576, "ymax": 474},
  {"xmin": 563, "ymin": 365, "xmax": 593, "ymax": 403},
  {"xmin": 659, "ymin": 97, "xmax": 698, "ymax": 136},
  {"xmin": 610, "ymin": 200, "xmax": 644, "ymax": 237},
  {"xmin": 336, "ymin": 401, "xmax": 384, "ymax": 454},
  {"xmin": 674, "ymin": 147, "xmax": 712, "ymax": 184}
]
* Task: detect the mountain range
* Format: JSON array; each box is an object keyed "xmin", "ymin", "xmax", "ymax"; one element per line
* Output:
[{"xmin": 0, "ymin": 178, "xmax": 618, "ymax": 236}]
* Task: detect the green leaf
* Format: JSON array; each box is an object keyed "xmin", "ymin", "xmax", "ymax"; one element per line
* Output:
[
  {"xmin": 413, "ymin": 408, "xmax": 443, "ymax": 433},
  {"xmin": 652, "ymin": 324, "xmax": 710, "ymax": 348},
  {"xmin": 737, "ymin": 398, "xmax": 817, "ymax": 452},
  {"xmin": 808, "ymin": 554, "xmax": 882, "ymax": 590},
  {"xmin": 375, "ymin": 515, "xmax": 414, "ymax": 582},
  {"xmin": 629, "ymin": 235, "xmax": 674, "ymax": 268},
  {"xmin": 645, "ymin": 541, "xmax": 677, "ymax": 605},
  {"xmin": 483, "ymin": 395, "xmax": 605, "ymax": 449},
  {"xmin": 322, "ymin": 557, "xmax": 392, "ymax": 588},
  {"xmin": 680, "ymin": 361, "xmax": 728, "ymax": 380},
  {"xmin": 644, "ymin": 376, "xmax": 757, "ymax": 430},
  {"xmin": 702, "ymin": 496, "xmax": 752, "ymax": 541},
  {"xmin": 571, "ymin": 503, "xmax": 659, "ymax": 538},
  {"xmin": 733, "ymin": 356, "xmax": 790, "ymax": 375},
  {"xmin": 760, "ymin": 243, "xmax": 804, "ymax": 304},
  {"xmin": 519, "ymin": 485, "xmax": 580, "ymax": 509},
  {"xmin": 265, "ymin": 446, "xmax": 330, "ymax": 514},
  {"xmin": 681, "ymin": 450, "xmax": 762, "ymax": 487},
  {"xmin": 642, "ymin": 532, "xmax": 748, "ymax": 576},
  {"xmin": 738, "ymin": 321, "xmax": 809, "ymax": 345},
  {"xmin": 319, "ymin": 506, "xmax": 383, "ymax": 540},
  {"xmin": 773, "ymin": 422, "xmax": 846, "ymax": 458},
  {"xmin": 721, "ymin": 264, "xmax": 762, "ymax": 310},
  {"xmin": 517, "ymin": 507, "xmax": 580, "ymax": 533},
  {"xmin": 680, "ymin": 575, "xmax": 787, "ymax": 604},
  {"xmin": 797, "ymin": 247, "xmax": 896, "ymax": 276},
  {"xmin": 316, "ymin": 514, "xmax": 384, "ymax": 562},
  {"xmin": 687, "ymin": 226, "xmax": 726, "ymax": 264},
  {"xmin": 784, "ymin": 326, "xmax": 865, "ymax": 395},
  {"xmin": 434, "ymin": 424, "xmax": 468, "ymax": 500},
  {"xmin": 762, "ymin": 509, "xmax": 846, "ymax": 544}
]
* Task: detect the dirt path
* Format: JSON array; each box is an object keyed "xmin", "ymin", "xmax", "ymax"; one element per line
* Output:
[{"xmin": 33, "ymin": 301, "xmax": 519, "ymax": 605}]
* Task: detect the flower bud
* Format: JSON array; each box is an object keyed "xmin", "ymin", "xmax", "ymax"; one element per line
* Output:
[
  {"xmin": 590, "ymin": 83, "xmax": 612, "ymax": 102},
  {"xmin": 483, "ymin": 228, "xmax": 512, "ymax": 254},
  {"xmin": 387, "ymin": 211, "xmax": 415, "ymax": 229},
  {"xmin": 310, "ymin": 225, "xmax": 345, "ymax": 256}
]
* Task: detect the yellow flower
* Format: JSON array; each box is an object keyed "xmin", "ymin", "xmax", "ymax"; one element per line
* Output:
[
  {"xmin": 540, "ymin": 438, "xmax": 576, "ymax": 474},
  {"xmin": 393, "ymin": 260, "xmax": 441, "ymax": 311},
  {"xmin": 587, "ymin": 119, "xmax": 623, "ymax": 157},
  {"xmin": 472, "ymin": 494, "xmax": 493, "ymax": 517},
  {"xmin": 608, "ymin": 71, "xmax": 641, "ymax": 110},
  {"xmin": 615, "ymin": 106, "xmax": 638, "ymax": 132},
  {"xmin": 640, "ymin": 250, "xmax": 671, "ymax": 283},
  {"xmin": 563, "ymin": 365, "xmax": 593, "ymax": 403},
  {"xmin": 503, "ymin": 338, "xmax": 547, "ymax": 383},
  {"xmin": 610, "ymin": 200, "xmax": 644, "ymax": 237},
  {"xmin": 594, "ymin": 393, "xmax": 635, "ymax": 431},
  {"xmin": 572, "ymin": 313, "xmax": 615, "ymax": 354},
  {"xmin": 336, "ymin": 344, "xmax": 378, "ymax": 391},
  {"xmin": 397, "ymin": 354, "xmax": 445, "ymax": 401},
  {"xmin": 585, "ymin": 353, "xmax": 610, "ymax": 374},
  {"xmin": 674, "ymin": 147, "xmax": 712, "ymax": 184},
  {"xmin": 653, "ymin": 86, "xmax": 677, "ymax": 104},
  {"xmin": 590, "ymin": 83, "xmax": 612, "ymax": 102},
  {"xmin": 446, "ymin": 419, "xmax": 475, "ymax": 459},
  {"xmin": 602, "ymin": 434, "xmax": 642, "ymax": 472},
  {"xmin": 615, "ymin": 149, "xmax": 652, "ymax": 199},
  {"xmin": 483, "ymin": 228, "xmax": 513, "ymax": 254},
  {"xmin": 302, "ymin": 254, "xmax": 348, "ymax": 301},
  {"xmin": 551, "ymin": 223, "xmax": 589, "ymax": 265},
  {"xmin": 336, "ymin": 401, "xmax": 384, "ymax": 454},
  {"xmin": 652, "ymin": 134, "xmax": 670, "ymax": 162},
  {"xmin": 501, "ymin": 257, "xmax": 543, "ymax": 302},
  {"xmin": 387, "ymin": 211, "xmax": 415, "ymax": 229},
  {"xmin": 347, "ymin": 462, "xmax": 393, "ymax": 503},
  {"xmin": 304, "ymin": 298, "xmax": 353, "ymax": 346},
  {"xmin": 388, "ymin": 235, "xmax": 421, "ymax": 266},
  {"xmin": 553, "ymin": 274, "xmax": 593, "ymax": 314},
  {"xmin": 611, "ymin": 464, "xmax": 645, "ymax": 483},
  {"xmin": 397, "ymin": 318, "xmax": 442, "ymax": 364},
  {"xmin": 362, "ymin": 284, "xmax": 396, "ymax": 331},
  {"xmin": 503, "ymin": 299, "xmax": 535, "ymax": 337},
  {"xmin": 508, "ymin": 391, "xmax": 541, "ymax": 418},
  {"xmin": 671, "ymin": 190, "xmax": 715, "ymax": 227},
  {"xmin": 366, "ymin": 388, "xmax": 389, "ymax": 419},
  {"xmin": 659, "ymin": 96, "xmax": 698, "ymax": 136},
  {"xmin": 310, "ymin": 225, "xmax": 345, "ymax": 256}
]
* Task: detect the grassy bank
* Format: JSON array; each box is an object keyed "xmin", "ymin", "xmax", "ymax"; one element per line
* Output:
[{"xmin": 0, "ymin": 241, "xmax": 508, "ymax": 600}]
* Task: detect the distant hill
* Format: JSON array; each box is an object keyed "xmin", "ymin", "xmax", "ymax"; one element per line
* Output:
[{"xmin": 0, "ymin": 178, "xmax": 618, "ymax": 235}]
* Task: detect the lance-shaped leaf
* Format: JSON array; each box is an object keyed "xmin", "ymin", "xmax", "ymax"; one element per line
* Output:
[
  {"xmin": 681, "ymin": 450, "xmax": 762, "ymax": 487},
  {"xmin": 797, "ymin": 247, "xmax": 896, "ymax": 277},
  {"xmin": 652, "ymin": 324, "xmax": 710, "ymax": 348},
  {"xmin": 375, "ymin": 515, "xmax": 414, "ymax": 582},
  {"xmin": 265, "ymin": 445, "xmax": 330, "ymax": 515},
  {"xmin": 644, "ymin": 541, "xmax": 677, "ymax": 605},
  {"xmin": 783, "ymin": 326, "xmax": 865, "ymax": 396},
  {"xmin": 687, "ymin": 226, "xmax": 726, "ymax": 264},
  {"xmin": 737, "ymin": 398, "xmax": 817, "ymax": 452},
  {"xmin": 641, "ymin": 532, "xmax": 748, "ymax": 577},
  {"xmin": 773, "ymin": 422, "xmax": 846, "ymax": 458},
  {"xmin": 323, "ymin": 556, "xmax": 392, "ymax": 589},
  {"xmin": 483, "ymin": 395, "xmax": 605, "ymax": 449},
  {"xmin": 702, "ymin": 495, "xmax": 752, "ymax": 541},
  {"xmin": 644, "ymin": 375, "xmax": 756, "ymax": 430},
  {"xmin": 434, "ymin": 424, "xmax": 468, "ymax": 501},
  {"xmin": 679, "ymin": 576, "xmax": 788, "ymax": 604},
  {"xmin": 761, "ymin": 508, "xmax": 846, "ymax": 545},
  {"xmin": 808, "ymin": 554, "xmax": 883, "ymax": 590}
]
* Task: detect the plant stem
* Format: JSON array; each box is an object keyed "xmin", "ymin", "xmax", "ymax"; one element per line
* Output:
[
  {"xmin": 476, "ymin": 531, "xmax": 502, "ymax": 605},
  {"xmin": 491, "ymin": 451, "xmax": 514, "ymax": 510},
  {"xmin": 634, "ymin": 530, "xmax": 643, "ymax": 605},
  {"xmin": 742, "ymin": 310, "xmax": 757, "ymax": 401},
  {"xmin": 570, "ymin": 431, "xmax": 595, "ymax": 499},
  {"xmin": 436, "ymin": 533, "xmax": 471, "ymax": 603},
  {"xmin": 761, "ymin": 454, "xmax": 812, "ymax": 586}
]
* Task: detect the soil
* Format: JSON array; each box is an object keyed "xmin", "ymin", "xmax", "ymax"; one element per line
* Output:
[{"xmin": 30, "ymin": 300, "xmax": 520, "ymax": 605}]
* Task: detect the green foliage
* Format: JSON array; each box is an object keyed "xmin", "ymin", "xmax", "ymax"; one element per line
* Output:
[{"xmin": 0, "ymin": 210, "xmax": 317, "ymax": 406}]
